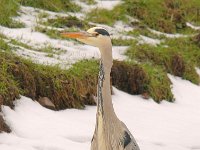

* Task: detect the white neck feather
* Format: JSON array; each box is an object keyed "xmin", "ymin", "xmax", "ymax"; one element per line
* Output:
[{"xmin": 97, "ymin": 43, "xmax": 117, "ymax": 120}]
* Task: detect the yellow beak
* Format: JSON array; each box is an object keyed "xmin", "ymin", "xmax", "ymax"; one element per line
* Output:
[{"xmin": 61, "ymin": 32, "xmax": 92, "ymax": 39}]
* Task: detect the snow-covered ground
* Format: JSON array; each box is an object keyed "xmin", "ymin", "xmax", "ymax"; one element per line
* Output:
[
  {"xmin": 186, "ymin": 22, "xmax": 200, "ymax": 31},
  {"xmin": 1, "ymin": 73, "xmax": 200, "ymax": 150},
  {"xmin": 148, "ymin": 28, "xmax": 189, "ymax": 38},
  {"xmin": 0, "ymin": 5, "xmax": 130, "ymax": 67},
  {"xmin": 1, "ymin": 1, "xmax": 200, "ymax": 150},
  {"xmin": 0, "ymin": 1, "xmax": 198, "ymax": 68},
  {"xmin": 74, "ymin": 0, "xmax": 122, "ymax": 12},
  {"xmin": 0, "ymin": 2, "xmax": 165, "ymax": 67}
]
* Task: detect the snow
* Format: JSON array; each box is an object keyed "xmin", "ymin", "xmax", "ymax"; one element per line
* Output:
[
  {"xmin": 0, "ymin": 5, "xmax": 130, "ymax": 67},
  {"xmin": 114, "ymin": 21, "xmax": 133, "ymax": 32},
  {"xmin": 1, "ymin": 74, "xmax": 200, "ymax": 150},
  {"xmin": 148, "ymin": 28, "xmax": 189, "ymax": 38},
  {"xmin": 1, "ymin": 9, "xmax": 128, "ymax": 66},
  {"xmin": 112, "ymin": 46, "xmax": 128, "ymax": 61},
  {"xmin": 96, "ymin": 0, "xmax": 122, "ymax": 10},
  {"xmin": 139, "ymin": 35, "xmax": 161, "ymax": 46},
  {"xmin": 0, "ymin": 22, "xmax": 127, "ymax": 66},
  {"xmin": 14, "ymin": 47, "xmax": 66, "ymax": 67},
  {"xmin": 186, "ymin": 23, "xmax": 200, "ymax": 30},
  {"xmin": 0, "ymin": 4, "xmax": 164, "ymax": 67},
  {"xmin": 74, "ymin": 0, "xmax": 122, "ymax": 13}
]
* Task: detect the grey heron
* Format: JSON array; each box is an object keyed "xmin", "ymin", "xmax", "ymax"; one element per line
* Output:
[{"xmin": 62, "ymin": 27, "xmax": 140, "ymax": 150}]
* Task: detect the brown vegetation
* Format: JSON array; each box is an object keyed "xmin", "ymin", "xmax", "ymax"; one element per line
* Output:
[
  {"xmin": 126, "ymin": 44, "xmax": 189, "ymax": 79},
  {"xmin": 193, "ymin": 32, "xmax": 200, "ymax": 47},
  {"xmin": 46, "ymin": 16, "xmax": 90, "ymax": 29},
  {"xmin": 0, "ymin": 115, "xmax": 11, "ymax": 133},
  {"xmin": 111, "ymin": 61, "xmax": 148, "ymax": 95},
  {"xmin": 124, "ymin": 0, "xmax": 189, "ymax": 33},
  {"xmin": 1, "ymin": 52, "xmax": 158, "ymax": 111},
  {"xmin": 170, "ymin": 54, "xmax": 185, "ymax": 77},
  {"xmin": 0, "ymin": 52, "xmax": 98, "ymax": 110}
]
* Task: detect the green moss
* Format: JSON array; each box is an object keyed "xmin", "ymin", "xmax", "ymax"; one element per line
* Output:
[
  {"xmin": 142, "ymin": 63, "xmax": 174, "ymax": 103},
  {"xmin": 87, "ymin": 8, "xmax": 114, "ymax": 26},
  {"xmin": 23, "ymin": 58, "xmax": 99, "ymax": 109},
  {"xmin": 67, "ymin": 59, "xmax": 98, "ymax": 79},
  {"xmin": 165, "ymin": 37, "xmax": 200, "ymax": 67},
  {"xmin": 111, "ymin": 60, "xmax": 174, "ymax": 102},
  {"xmin": 80, "ymin": 0, "xmax": 96, "ymax": 5},
  {"xmin": 181, "ymin": 0, "xmax": 200, "ymax": 26},
  {"xmin": 9, "ymin": 39, "xmax": 32, "ymax": 50},
  {"xmin": 122, "ymin": 0, "xmax": 175, "ymax": 33},
  {"xmin": 39, "ymin": 45, "xmax": 54, "ymax": 53},
  {"xmin": 37, "ymin": 12, "xmax": 50, "ymax": 19},
  {"xmin": 18, "ymin": 0, "xmax": 81, "ymax": 12},
  {"xmin": 41, "ymin": 16, "xmax": 90, "ymax": 30},
  {"xmin": 86, "ymin": 5, "xmax": 127, "ymax": 26},
  {"xmin": 34, "ymin": 26, "xmax": 62, "ymax": 39},
  {"xmin": 87, "ymin": 0, "xmax": 198, "ymax": 33},
  {"xmin": 0, "ymin": 47, "xmax": 175, "ymax": 107},
  {"xmin": 123, "ymin": 0, "xmax": 200, "ymax": 33},
  {"xmin": 0, "ymin": 38, "xmax": 11, "ymax": 51},
  {"xmin": 6, "ymin": 20, "xmax": 25, "ymax": 28},
  {"xmin": 0, "ymin": 47, "xmax": 176, "ymax": 105},
  {"xmin": 0, "ymin": 52, "xmax": 21, "ymax": 106},
  {"xmin": 112, "ymin": 38, "xmax": 135, "ymax": 46},
  {"xmin": 0, "ymin": 49, "xmax": 99, "ymax": 109},
  {"xmin": 126, "ymin": 38, "xmax": 200, "ymax": 84}
]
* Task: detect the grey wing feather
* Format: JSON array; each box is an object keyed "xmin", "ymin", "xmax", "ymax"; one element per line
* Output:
[
  {"xmin": 91, "ymin": 121, "xmax": 140, "ymax": 150},
  {"xmin": 121, "ymin": 122, "xmax": 140, "ymax": 150}
]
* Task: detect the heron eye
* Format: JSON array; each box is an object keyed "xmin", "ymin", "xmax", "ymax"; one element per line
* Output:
[{"xmin": 93, "ymin": 32, "xmax": 99, "ymax": 37}]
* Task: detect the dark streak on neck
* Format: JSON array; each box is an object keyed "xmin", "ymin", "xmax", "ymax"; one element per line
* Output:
[{"xmin": 97, "ymin": 60, "xmax": 105, "ymax": 115}]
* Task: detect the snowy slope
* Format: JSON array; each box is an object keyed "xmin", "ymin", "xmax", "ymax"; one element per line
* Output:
[
  {"xmin": 0, "ymin": 5, "xmax": 130, "ymax": 67},
  {"xmin": 0, "ymin": 2, "xmax": 164, "ymax": 67},
  {"xmin": 1, "ymin": 73, "xmax": 200, "ymax": 150}
]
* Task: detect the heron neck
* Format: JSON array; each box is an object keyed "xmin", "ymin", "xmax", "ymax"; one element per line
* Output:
[{"xmin": 97, "ymin": 45, "xmax": 116, "ymax": 119}]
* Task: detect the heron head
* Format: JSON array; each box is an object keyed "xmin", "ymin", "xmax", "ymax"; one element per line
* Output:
[{"xmin": 61, "ymin": 27, "xmax": 111, "ymax": 48}]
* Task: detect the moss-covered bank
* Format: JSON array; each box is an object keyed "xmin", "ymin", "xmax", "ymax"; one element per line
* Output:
[
  {"xmin": 0, "ymin": 51, "xmax": 99, "ymax": 110},
  {"xmin": 0, "ymin": 49, "xmax": 175, "ymax": 110}
]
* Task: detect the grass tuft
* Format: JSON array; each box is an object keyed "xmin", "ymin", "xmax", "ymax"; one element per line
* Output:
[
  {"xmin": 80, "ymin": 0, "xmax": 97, "ymax": 5},
  {"xmin": 35, "ymin": 26, "xmax": 62, "ymax": 39},
  {"xmin": 0, "ymin": 0, "xmax": 24, "ymax": 28},
  {"xmin": 112, "ymin": 38, "xmax": 135, "ymax": 46},
  {"xmin": 193, "ymin": 32, "xmax": 200, "ymax": 47},
  {"xmin": 18, "ymin": 0, "xmax": 81, "ymax": 12},
  {"xmin": 86, "ymin": 5, "xmax": 127, "ymax": 26},
  {"xmin": 111, "ymin": 61, "xmax": 174, "ymax": 102},
  {"xmin": 142, "ymin": 63, "xmax": 174, "ymax": 103},
  {"xmin": 0, "ymin": 39, "xmax": 11, "ymax": 52},
  {"xmin": 0, "ymin": 49, "xmax": 99, "ymax": 109},
  {"xmin": 91, "ymin": 0, "xmax": 200, "ymax": 32},
  {"xmin": 126, "ymin": 38, "xmax": 200, "ymax": 84},
  {"xmin": 111, "ymin": 61, "xmax": 148, "ymax": 95},
  {"xmin": 41, "ymin": 15, "xmax": 90, "ymax": 29},
  {"xmin": 123, "ymin": 0, "xmax": 200, "ymax": 33},
  {"xmin": 87, "ymin": 0, "xmax": 200, "ymax": 33}
]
